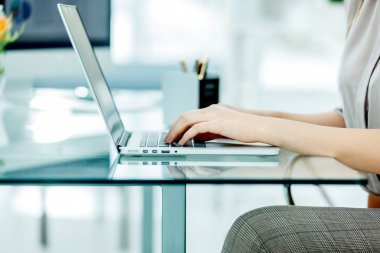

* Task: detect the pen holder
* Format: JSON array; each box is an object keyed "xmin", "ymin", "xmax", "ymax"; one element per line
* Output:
[
  {"xmin": 199, "ymin": 74, "xmax": 220, "ymax": 108},
  {"xmin": 162, "ymin": 71, "xmax": 219, "ymax": 127}
]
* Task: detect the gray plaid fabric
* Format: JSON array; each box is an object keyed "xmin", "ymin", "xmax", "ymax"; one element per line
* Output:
[{"xmin": 222, "ymin": 206, "xmax": 380, "ymax": 253}]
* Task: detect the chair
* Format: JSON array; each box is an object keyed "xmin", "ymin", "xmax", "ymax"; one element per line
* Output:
[{"xmin": 222, "ymin": 206, "xmax": 380, "ymax": 252}]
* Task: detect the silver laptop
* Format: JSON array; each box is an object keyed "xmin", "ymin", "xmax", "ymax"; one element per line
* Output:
[{"xmin": 58, "ymin": 4, "xmax": 279, "ymax": 156}]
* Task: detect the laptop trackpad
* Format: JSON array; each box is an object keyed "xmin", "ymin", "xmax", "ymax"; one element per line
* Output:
[{"xmin": 206, "ymin": 139, "xmax": 274, "ymax": 148}]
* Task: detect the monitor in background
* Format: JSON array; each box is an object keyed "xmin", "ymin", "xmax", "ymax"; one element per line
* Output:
[{"xmin": 1, "ymin": 0, "xmax": 110, "ymax": 49}]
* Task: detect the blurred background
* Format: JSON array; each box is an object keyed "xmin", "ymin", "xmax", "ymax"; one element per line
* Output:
[
  {"xmin": 0, "ymin": 0, "xmax": 368, "ymax": 253},
  {"xmin": 111, "ymin": 0, "xmax": 345, "ymax": 108},
  {"xmin": 5, "ymin": 0, "xmax": 346, "ymax": 110}
]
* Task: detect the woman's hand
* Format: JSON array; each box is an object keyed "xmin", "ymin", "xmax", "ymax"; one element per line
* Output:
[{"xmin": 164, "ymin": 104, "xmax": 258, "ymax": 145}]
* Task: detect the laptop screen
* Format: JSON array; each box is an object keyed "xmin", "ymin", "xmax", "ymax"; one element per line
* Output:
[{"xmin": 58, "ymin": 4, "xmax": 125, "ymax": 145}]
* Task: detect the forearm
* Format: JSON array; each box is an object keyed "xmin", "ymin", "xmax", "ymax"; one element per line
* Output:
[
  {"xmin": 252, "ymin": 115, "xmax": 380, "ymax": 174},
  {"xmin": 252, "ymin": 111, "xmax": 346, "ymax": 128},
  {"xmin": 277, "ymin": 111, "xmax": 346, "ymax": 128},
  {"xmin": 223, "ymin": 105, "xmax": 346, "ymax": 128}
]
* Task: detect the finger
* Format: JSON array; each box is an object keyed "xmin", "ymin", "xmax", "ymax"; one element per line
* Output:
[
  {"xmin": 165, "ymin": 113, "xmax": 195, "ymax": 142},
  {"xmin": 178, "ymin": 122, "xmax": 214, "ymax": 145},
  {"xmin": 165, "ymin": 113, "xmax": 209, "ymax": 143},
  {"xmin": 165, "ymin": 105, "xmax": 218, "ymax": 142},
  {"xmin": 165, "ymin": 110, "xmax": 204, "ymax": 141}
]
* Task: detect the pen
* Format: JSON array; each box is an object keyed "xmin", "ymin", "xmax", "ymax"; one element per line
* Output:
[
  {"xmin": 199, "ymin": 58, "xmax": 209, "ymax": 80},
  {"xmin": 179, "ymin": 60, "xmax": 188, "ymax": 73},
  {"xmin": 194, "ymin": 60, "xmax": 201, "ymax": 75}
]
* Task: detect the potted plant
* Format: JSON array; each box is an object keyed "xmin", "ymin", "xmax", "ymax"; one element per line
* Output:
[{"xmin": 0, "ymin": 2, "xmax": 31, "ymax": 95}]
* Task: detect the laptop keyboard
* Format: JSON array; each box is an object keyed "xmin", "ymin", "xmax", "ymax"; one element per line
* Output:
[{"xmin": 139, "ymin": 132, "xmax": 206, "ymax": 148}]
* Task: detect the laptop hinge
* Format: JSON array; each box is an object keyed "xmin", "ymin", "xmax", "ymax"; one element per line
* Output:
[{"xmin": 117, "ymin": 131, "xmax": 131, "ymax": 149}]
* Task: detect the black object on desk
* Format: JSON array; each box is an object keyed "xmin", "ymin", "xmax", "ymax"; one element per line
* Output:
[{"xmin": 199, "ymin": 75, "xmax": 219, "ymax": 109}]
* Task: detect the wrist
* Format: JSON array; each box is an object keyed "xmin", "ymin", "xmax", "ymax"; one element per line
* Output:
[
  {"xmin": 249, "ymin": 114, "xmax": 281, "ymax": 146},
  {"xmin": 247, "ymin": 114, "xmax": 266, "ymax": 143}
]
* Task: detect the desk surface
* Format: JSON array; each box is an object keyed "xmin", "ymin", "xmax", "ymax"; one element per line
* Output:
[{"xmin": 0, "ymin": 88, "xmax": 367, "ymax": 185}]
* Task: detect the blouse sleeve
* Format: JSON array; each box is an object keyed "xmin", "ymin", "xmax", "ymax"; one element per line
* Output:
[
  {"xmin": 334, "ymin": 107, "xmax": 344, "ymax": 117},
  {"xmin": 345, "ymin": 0, "xmax": 360, "ymax": 36}
]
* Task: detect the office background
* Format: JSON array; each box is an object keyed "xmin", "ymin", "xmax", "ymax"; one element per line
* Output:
[
  {"xmin": 6, "ymin": 0, "xmax": 345, "ymax": 107},
  {"xmin": 0, "ymin": 0, "xmax": 367, "ymax": 253}
]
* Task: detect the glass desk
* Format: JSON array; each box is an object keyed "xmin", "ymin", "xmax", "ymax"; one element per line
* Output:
[
  {"xmin": 0, "ymin": 151, "xmax": 368, "ymax": 253},
  {"xmin": 0, "ymin": 88, "xmax": 369, "ymax": 252}
]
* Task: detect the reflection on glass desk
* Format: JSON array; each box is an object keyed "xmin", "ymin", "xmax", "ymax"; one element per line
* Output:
[
  {"xmin": 110, "ymin": 150, "xmax": 367, "ymax": 184},
  {"xmin": 0, "ymin": 150, "xmax": 367, "ymax": 185}
]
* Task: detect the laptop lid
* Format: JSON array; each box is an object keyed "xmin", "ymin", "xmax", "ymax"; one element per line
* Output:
[{"xmin": 58, "ymin": 4, "xmax": 127, "ymax": 148}]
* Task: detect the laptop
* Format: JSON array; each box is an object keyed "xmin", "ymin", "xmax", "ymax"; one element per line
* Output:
[{"xmin": 58, "ymin": 4, "xmax": 280, "ymax": 157}]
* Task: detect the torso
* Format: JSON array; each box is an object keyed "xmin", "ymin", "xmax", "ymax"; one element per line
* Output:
[
  {"xmin": 339, "ymin": 0, "xmax": 380, "ymax": 129},
  {"xmin": 339, "ymin": 0, "xmax": 380, "ymax": 194}
]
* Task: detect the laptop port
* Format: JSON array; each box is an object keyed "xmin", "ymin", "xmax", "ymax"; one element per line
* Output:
[
  {"xmin": 143, "ymin": 150, "xmax": 148, "ymax": 153},
  {"xmin": 161, "ymin": 150, "xmax": 170, "ymax": 154},
  {"xmin": 161, "ymin": 162, "xmax": 170, "ymax": 165},
  {"xmin": 152, "ymin": 150, "xmax": 158, "ymax": 154}
]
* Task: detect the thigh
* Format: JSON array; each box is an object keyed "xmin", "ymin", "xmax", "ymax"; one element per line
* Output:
[{"xmin": 222, "ymin": 206, "xmax": 380, "ymax": 253}]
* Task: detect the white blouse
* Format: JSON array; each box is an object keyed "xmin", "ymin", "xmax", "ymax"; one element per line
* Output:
[{"xmin": 339, "ymin": 0, "xmax": 380, "ymax": 194}]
